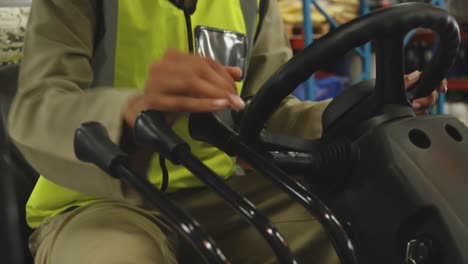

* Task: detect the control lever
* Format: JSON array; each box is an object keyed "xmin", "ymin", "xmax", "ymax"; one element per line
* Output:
[
  {"xmin": 134, "ymin": 110, "xmax": 297, "ymax": 264},
  {"xmin": 74, "ymin": 122, "xmax": 228, "ymax": 264},
  {"xmin": 189, "ymin": 111, "xmax": 358, "ymax": 264}
]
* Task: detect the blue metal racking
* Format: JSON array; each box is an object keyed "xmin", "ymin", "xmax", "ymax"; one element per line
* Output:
[{"xmin": 302, "ymin": 0, "xmax": 371, "ymax": 100}]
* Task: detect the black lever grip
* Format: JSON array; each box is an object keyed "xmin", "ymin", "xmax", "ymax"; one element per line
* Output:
[
  {"xmin": 74, "ymin": 121, "xmax": 230, "ymax": 264},
  {"xmin": 189, "ymin": 110, "xmax": 237, "ymax": 156},
  {"xmin": 134, "ymin": 110, "xmax": 189, "ymax": 164},
  {"xmin": 74, "ymin": 122, "xmax": 127, "ymax": 175},
  {"xmin": 139, "ymin": 110, "xmax": 297, "ymax": 263}
]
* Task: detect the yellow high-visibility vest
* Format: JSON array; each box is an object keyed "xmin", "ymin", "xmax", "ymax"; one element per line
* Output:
[{"xmin": 26, "ymin": 0, "xmax": 263, "ymax": 228}]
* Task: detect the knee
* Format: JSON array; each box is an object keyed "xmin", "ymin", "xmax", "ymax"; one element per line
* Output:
[{"xmin": 47, "ymin": 203, "xmax": 178, "ymax": 264}]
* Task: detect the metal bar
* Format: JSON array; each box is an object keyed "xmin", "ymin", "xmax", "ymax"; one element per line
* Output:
[
  {"xmin": 74, "ymin": 121, "xmax": 229, "ymax": 264},
  {"xmin": 303, "ymin": 0, "xmax": 316, "ymax": 100},
  {"xmin": 176, "ymin": 150, "xmax": 298, "ymax": 264},
  {"xmin": 312, "ymin": 0, "xmax": 366, "ymax": 58},
  {"xmin": 305, "ymin": 0, "xmax": 371, "ymax": 87},
  {"xmin": 135, "ymin": 111, "xmax": 296, "ymax": 263},
  {"xmin": 359, "ymin": 0, "xmax": 372, "ymax": 80},
  {"xmin": 230, "ymin": 137, "xmax": 358, "ymax": 264},
  {"xmin": 404, "ymin": 30, "xmax": 416, "ymax": 46},
  {"xmin": 434, "ymin": 0, "xmax": 445, "ymax": 114},
  {"xmin": 113, "ymin": 164, "xmax": 229, "ymax": 264}
]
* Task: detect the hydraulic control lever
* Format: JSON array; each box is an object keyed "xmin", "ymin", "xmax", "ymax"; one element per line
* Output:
[
  {"xmin": 74, "ymin": 122, "xmax": 229, "ymax": 264},
  {"xmin": 189, "ymin": 110, "xmax": 358, "ymax": 264},
  {"xmin": 134, "ymin": 110, "xmax": 297, "ymax": 264}
]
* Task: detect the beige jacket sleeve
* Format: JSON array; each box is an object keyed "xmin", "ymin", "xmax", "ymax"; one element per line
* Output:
[
  {"xmin": 8, "ymin": 0, "xmax": 329, "ymax": 200},
  {"xmin": 243, "ymin": 0, "xmax": 330, "ymax": 140},
  {"xmin": 8, "ymin": 0, "xmax": 141, "ymax": 200}
]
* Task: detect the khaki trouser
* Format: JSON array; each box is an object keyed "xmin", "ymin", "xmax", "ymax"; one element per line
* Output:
[{"xmin": 29, "ymin": 172, "xmax": 339, "ymax": 264}]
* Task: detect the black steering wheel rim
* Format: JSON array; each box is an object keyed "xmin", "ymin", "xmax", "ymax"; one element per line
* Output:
[{"xmin": 240, "ymin": 3, "xmax": 460, "ymax": 145}]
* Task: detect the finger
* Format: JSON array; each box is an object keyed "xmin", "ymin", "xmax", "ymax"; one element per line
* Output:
[
  {"xmin": 162, "ymin": 74, "xmax": 244, "ymax": 111},
  {"xmin": 151, "ymin": 94, "xmax": 235, "ymax": 113},
  {"xmin": 194, "ymin": 59, "xmax": 245, "ymax": 109},
  {"xmin": 226, "ymin": 93, "xmax": 246, "ymax": 111},
  {"xmin": 163, "ymin": 48, "xmax": 187, "ymax": 59},
  {"xmin": 204, "ymin": 58, "xmax": 235, "ymax": 82},
  {"xmin": 178, "ymin": 75, "xmax": 232, "ymax": 99},
  {"xmin": 203, "ymin": 61, "xmax": 245, "ymax": 109},
  {"xmin": 148, "ymin": 67, "xmax": 230, "ymax": 99},
  {"xmin": 145, "ymin": 71, "xmax": 195, "ymax": 96},
  {"xmin": 147, "ymin": 52, "xmax": 244, "ymax": 110},
  {"xmin": 160, "ymin": 52, "xmax": 235, "ymax": 93},
  {"xmin": 224, "ymin": 66, "xmax": 243, "ymax": 81},
  {"xmin": 147, "ymin": 63, "xmax": 245, "ymax": 110},
  {"xmin": 432, "ymin": 90, "xmax": 439, "ymax": 104},
  {"xmin": 414, "ymin": 108, "xmax": 429, "ymax": 116},
  {"xmin": 412, "ymin": 91, "xmax": 438, "ymax": 111},
  {"xmin": 405, "ymin": 70, "xmax": 421, "ymax": 89},
  {"xmin": 412, "ymin": 96, "xmax": 434, "ymax": 111},
  {"xmin": 200, "ymin": 58, "xmax": 237, "ymax": 93},
  {"xmin": 439, "ymin": 79, "xmax": 448, "ymax": 93}
]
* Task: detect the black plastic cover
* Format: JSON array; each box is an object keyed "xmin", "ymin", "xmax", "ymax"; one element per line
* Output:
[
  {"xmin": 134, "ymin": 110, "xmax": 189, "ymax": 164},
  {"xmin": 74, "ymin": 122, "xmax": 127, "ymax": 176}
]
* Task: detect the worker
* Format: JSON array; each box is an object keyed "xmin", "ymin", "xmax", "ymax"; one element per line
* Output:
[{"xmin": 8, "ymin": 0, "xmax": 444, "ymax": 263}]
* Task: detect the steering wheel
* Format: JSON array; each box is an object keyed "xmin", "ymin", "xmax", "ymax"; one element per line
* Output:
[
  {"xmin": 239, "ymin": 3, "xmax": 460, "ymax": 145},
  {"xmin": 187, "ymin": 4, "xmax": 462, "ymax": 263}
]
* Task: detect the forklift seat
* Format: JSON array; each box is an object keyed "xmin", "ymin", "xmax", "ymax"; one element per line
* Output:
[{"xmin": 0, "ymin": 64, "xmax": 39, "ymax": 264}]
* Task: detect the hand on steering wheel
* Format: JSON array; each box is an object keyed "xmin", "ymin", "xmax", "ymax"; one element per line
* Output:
[{"xmin": 405, "ymin": 70, "xmax": 448, "ymax": 115}]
